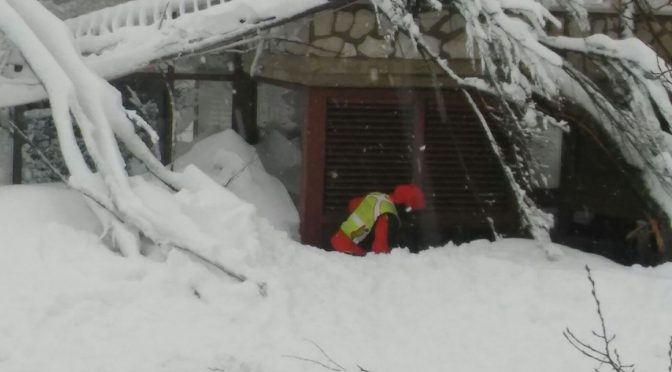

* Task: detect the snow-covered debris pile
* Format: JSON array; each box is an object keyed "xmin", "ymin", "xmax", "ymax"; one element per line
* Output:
[
  {"xmin": 0, "ymin": 182, "xmax": 670, "ymax": 372},
  {"xmin": 255, "ymin": 129, "xmax": 302, "ymax": 199},
  {"xmin": 174, "ymin": 129, "xmax": 300, "ymax": 239}
]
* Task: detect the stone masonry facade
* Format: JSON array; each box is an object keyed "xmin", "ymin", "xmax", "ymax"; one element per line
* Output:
[{"xmin": 271, "ymin": 4, "xmax": 672, "ymax": 63}]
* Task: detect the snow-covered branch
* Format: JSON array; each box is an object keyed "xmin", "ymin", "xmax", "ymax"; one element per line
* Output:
[
  {"xmin": 369, "ymin": 0, "xmax": 672, "ymax": 257},
  {"xmin": 0, "ymin": 0, "xmax": 270, "ymax": 291},
  {"xmin": 0, "ymin": 0, "xmax": 357, "ymax": 108}
]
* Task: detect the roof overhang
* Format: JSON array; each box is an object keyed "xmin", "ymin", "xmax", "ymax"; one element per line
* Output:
[{"xmin": 243, "ymin": 53, "xmax": 481, "ymax": 88}]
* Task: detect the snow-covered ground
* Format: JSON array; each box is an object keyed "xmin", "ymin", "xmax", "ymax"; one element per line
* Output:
[{"xmin": 0, "ymin": 180, "xmax": 670, "ymax": 372}]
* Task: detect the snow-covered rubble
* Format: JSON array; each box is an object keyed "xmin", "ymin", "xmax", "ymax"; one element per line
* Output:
[
  {"xmin": 0, "ymin": 181, "xmax": 670, "ymax": 372},
  {"xmin": 174, "ymin": 129, "xmax": 300, "ymax": 240},
  {"xmin": 0, "ymin": 126, "xmax": 669, "ymax": 371}
]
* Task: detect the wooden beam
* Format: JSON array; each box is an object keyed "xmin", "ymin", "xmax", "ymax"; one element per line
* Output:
[
  {"xmin": 160, "ymin": 66, "xmax": 175, "ymax": 165},
  {"xmin": 128, "ymin": 71, "xmax": 234, "ymax": 81},
  {"xmin": 300, "ymin": 88, "xmax": 327, "ymax": 247},
  {"xmin": 231, "ymin": 55, "xmax": 259, "ymax": 144},
  {"xmin": 243, "ymin": 53, "xmax": 480, "ymax": 88}
]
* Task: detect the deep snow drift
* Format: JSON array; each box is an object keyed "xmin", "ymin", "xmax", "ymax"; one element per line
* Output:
[
  {"xmin": 0, "ymin": 182, "xmax": 670, "ymax": 372},
  {"xmin": 174, "ymin": 129, "xmax": 300, "ymax": 240}
]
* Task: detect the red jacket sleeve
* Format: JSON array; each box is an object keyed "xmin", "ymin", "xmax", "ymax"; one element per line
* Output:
[{"xmin": 348, "ymin": 196, "xmax": 365, "ymax": 213}]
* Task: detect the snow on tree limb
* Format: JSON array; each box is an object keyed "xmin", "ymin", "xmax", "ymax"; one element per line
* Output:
[
  {"xmin": 0, "ymin": 0, "xmax": 356, "ymax": 108},
  {"xmin": 0, "ymin": 0, "xmax": 263, "ymax": 288},
  {"xmin": 368, "ymin": 0, "xmax": 672, "ymax": 256},
  {"xmin": 370, "ymin": 0, "xmax": 559, "ymax": 255}
]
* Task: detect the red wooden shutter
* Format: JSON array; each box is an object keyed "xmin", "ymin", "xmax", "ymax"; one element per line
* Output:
[
  {"xmin": 422, "ymin": 97, "xmax": 516, "ymax": 235},
  {"xmin": 304, "ymin": 89, "xmax": 518, "ymax": 248},
  {"xmin": 322, "ymin": 98, "xmax": 415, "ymax": 245}
]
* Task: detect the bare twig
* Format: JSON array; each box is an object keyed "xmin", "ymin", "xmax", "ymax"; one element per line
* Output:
[
  {"xmin": 282, "ymin": 355, "xmax": 343, "ymax": 372},
  {"xmin": 283, "ymin": 339, "xmax": 371, "ymax": 372},
  {"xmin": 564, "ymin": 328, "xmax": 610, "ymax": 364},
  {"xmin": 307, "ymin": 339, "xmax": 346, "ymax": 371},
  {"xmin": 157, "ymin": 2, "xmax": 172, "ymax": 30},
  {"xmin": 0, "ymin": 119, "xmax": 67, "ymax": 181},
  {"xmin": 563, "ymin": 265, "xmax": 634, "ymax": 372},
  {"xmin": 417, "ymin": 46, "xmax": 499, "ymax": 240},
  {"xmin": 223, "ymin": 155, "xmax": 258, "ymax": 188}
]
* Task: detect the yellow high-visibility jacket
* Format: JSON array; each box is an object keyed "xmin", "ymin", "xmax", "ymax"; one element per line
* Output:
[{"xmin": 339, "ymin": 192, "xmax": 399, "ymax": 244}]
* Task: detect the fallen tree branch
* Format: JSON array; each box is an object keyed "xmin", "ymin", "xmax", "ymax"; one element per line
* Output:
[
  {"xmin": 373, "ymin": 2, "xmax": 555, "ymax": 254},
  {"xmin": 0, "ymin": 118, "xmax": 267, "ymax": 296}
]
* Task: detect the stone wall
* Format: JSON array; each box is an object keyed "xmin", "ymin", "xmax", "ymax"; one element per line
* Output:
[
  {"xmin": 273, "ymin": 5, "xmax": 466, "ymax": 60},
  {"xmin": 271, "ymin": 5, "xmax": 672, "ymax": 62}
]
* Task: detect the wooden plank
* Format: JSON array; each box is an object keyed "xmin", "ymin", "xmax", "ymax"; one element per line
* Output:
[
  {"xmin": 161, "ymin": 67, "xmax": 175, "ymax": 165},
  {"xmin": 244, "ymin": 54, "xmax": 481, "ymax": 88},
  {"xmin": 300, "ymin": 88, "xmax": 327, "ymax": 246}
]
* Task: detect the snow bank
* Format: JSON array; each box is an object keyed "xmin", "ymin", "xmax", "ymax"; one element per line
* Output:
[
  {"xmin": 0, "ymin": 183, "xmax": 671, "ymax": 372},
  {"xmin": 0, "ymin": 183, "xmax": 101, "ymax": 236},
  {"xmin": 174, "ymin": 129, "xmax": 300, "ymax": 239}
]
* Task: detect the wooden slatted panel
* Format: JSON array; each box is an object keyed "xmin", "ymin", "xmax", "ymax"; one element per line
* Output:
[
  {"xmin": 323, "ymin": 100, "xmax": 414, "ymax": 212},
  {"xmin": 313, "ymin": 90, "xmax": 518, "ymax": 248},
  {"xmin": 423, "ymin": 104, "xmax": 513, "ymax": 226}
]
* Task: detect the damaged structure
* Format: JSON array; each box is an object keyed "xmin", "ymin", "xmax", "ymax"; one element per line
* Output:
[{"xmin": 2, "ymin": 0, "xmax": 672, "ymax": 265}]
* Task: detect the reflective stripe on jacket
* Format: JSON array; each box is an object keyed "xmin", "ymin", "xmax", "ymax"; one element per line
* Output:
[{"xmin": 340, "ymin": 192, "xmax": 399, "ymax": 244}]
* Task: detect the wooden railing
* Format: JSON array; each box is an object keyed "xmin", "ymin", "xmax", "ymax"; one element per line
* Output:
[{"xmin": 65, "ymin": 0, "xmax": 230, "ymax": 38}]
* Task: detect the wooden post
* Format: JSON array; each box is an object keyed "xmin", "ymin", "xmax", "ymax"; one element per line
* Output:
[
  {"xmin": 161, "ymin": 66, "xmax": 175, "ymax": 166},
  {"xmin": 11, "ymin": 106, "xmax": 24, "ymax": 184},
  {"xmin": 231, "ymin": 54, "xmax": 258, "ymax": 144},
  {"xmin": 300, "ymin": 88, "xmax": 327, "ymax": 246}
]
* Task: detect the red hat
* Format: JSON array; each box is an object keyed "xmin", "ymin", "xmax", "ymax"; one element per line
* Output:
[{"xmin": 391, "ymin": 184, "xmax": 426, "ymax": 210}]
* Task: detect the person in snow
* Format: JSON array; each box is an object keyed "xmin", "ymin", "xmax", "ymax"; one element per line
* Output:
[{"xmin": 330, "ymin": 184, "xmax": 426, "ymax": 256}]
